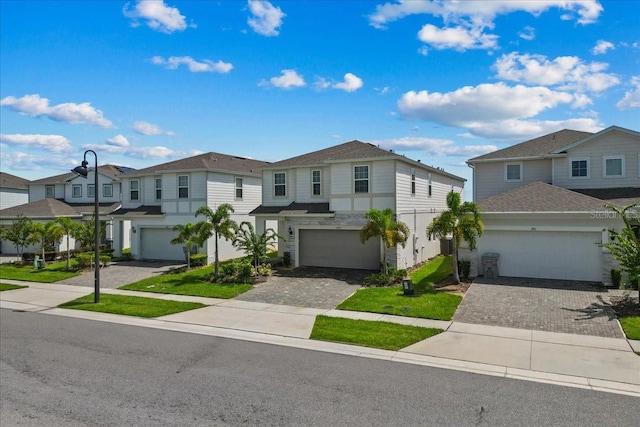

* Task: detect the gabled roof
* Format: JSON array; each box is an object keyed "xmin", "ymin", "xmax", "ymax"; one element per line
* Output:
[
  {"xmin": 0, "ymin": 199, "xmax": 121, "ymax": 219},
  {"xmin": 0, "ymin": 172, "xmax": 30, "ymax": 190},
  {"xmin": 263, "ymin": 140, "xmax": 465, "ymax": 181},
  {"xmin": 550, "ymin": 126, "xmax": 640, "ymax": 154},
  {"xmin": 468, "ymin": 129, "xmax": 593, "ymax": 162},
  {"xmin": 124, "ymin": 152, "xmax": 269, "ymax": 177},
  {"xmin": 29, "ymin": 165, "xmax": 132, "ymax": 185},
  {"xmin": 570, "ymin": 187, "xmax": 640, "ymax": 207},
  {"xmin": 479, "ymin": 181, "xmax": 612, "ymax": 213},
  {"xmin": 250, "ymin": 202, "xmax": 333, "ymax": 216}
]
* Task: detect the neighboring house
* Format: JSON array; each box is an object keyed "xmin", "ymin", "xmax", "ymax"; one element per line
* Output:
[
  {"xmin": 112, "ymin": 152, "xmax": 270, "ymax": 262},
  {"xmin": 0, "ymin": 165, "xmax": 130, "ymax": 255},
  {"xmin": 464, "ymin": 125, "xmax": 640, "ymax": 284},
  {"xmin": 0, "ymin": 172, "xmax": 29, "ymax": 210},
  {"xmin": 250, "ymin": 140, "xmax": 466, "ymax": 270}
]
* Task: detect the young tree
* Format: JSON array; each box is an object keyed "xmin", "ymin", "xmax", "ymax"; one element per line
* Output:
[
  {"xmin": 29, "ymin": 221, "xmax": 64, "ymax": 266},
  {"xmin": 427, "ymin": 191, "xmax": 483, "ymax": 284},
  {"xmin": 359, "ymin": 208, "xmax": 410, "ymax": 273},
  {"xmin": 602, "ymin": 203, "xmax": 640, "ymax": 301},
  {"xmin": 170, "ymin": 222, "xmax": 199, "ymax": 269},
  {"xmin": 56, "ymin": 216, "xmax": 80, "ymax": 270},
  {"xmin": 233, "ymin": 221, "xmax": 280, "ymax": 271},
  {"xmin": 0, "ymin": 215, "xmax": 35, "ymax": 261},
  {"xmin": 195, "ymin": 204, "xmax": 238, "ymax": 278}
]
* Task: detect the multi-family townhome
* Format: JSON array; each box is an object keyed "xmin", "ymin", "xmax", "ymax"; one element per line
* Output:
[
  {"xmin": 0, "ymin": 172, "xmax": 29, "ymax": 211},
  {"xmin": 250, "ymin": 140, "xmax": 466, "ymax": 271},
  {"xmin": 111, "ymin": 152, "xmax": 269, "ymax": 262},
  {"xmin": 464, "ymin": 125, "xmax": 640, "ymax": 284},
  {"xmin": 0, "ymin": 165, "xmax": 129, "ymax": 254}
]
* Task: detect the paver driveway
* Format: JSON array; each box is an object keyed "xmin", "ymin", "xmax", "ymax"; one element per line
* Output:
[
  {"xmin": 453, "ymin": 277, "xmax": 624, "ymax": 338},
  {"xmin": 57, "ymin": 260, "xmax": 184, "ymax": 289}
]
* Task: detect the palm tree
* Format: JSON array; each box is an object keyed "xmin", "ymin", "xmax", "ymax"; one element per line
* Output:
[
  {"xmin": 170, "ymin": 222, "xmax": 199, "ymax": 269},
  {"xmin": 29, "ymin": 221, "xmax": 64, "ymax": 266},
  {"xmin": 56, "ymin": 216, "xmax": 79, "ymax": 269},
  {"xmin": 195, "ymin": 204, "xmax": 238, "ymax": 277},
  {"xmin": 233, "ymin": 221, "xmax": 280, "ymax": 271},
  {"xmin": 359, "ymin": 208, "xmax": 410, "ymax": 273},
  {"xmin": 427, "ymin": 191, "xmax": 483, "ymax": 284}
]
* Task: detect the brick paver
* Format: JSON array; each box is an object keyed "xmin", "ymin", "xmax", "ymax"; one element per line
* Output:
[{"xmin": 453, "ymin": 277, "xmax": 624, "ymax": 338}]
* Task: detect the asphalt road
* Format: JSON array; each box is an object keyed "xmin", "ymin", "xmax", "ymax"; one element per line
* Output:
[{"xmin": 1, "ymin": 308, "xmax": 637, "ymax": 426}]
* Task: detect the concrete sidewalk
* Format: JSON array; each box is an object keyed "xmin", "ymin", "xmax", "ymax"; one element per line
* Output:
[{"xmin": 1, "ymin": 280, "xmax": 639, "ymax": 397}]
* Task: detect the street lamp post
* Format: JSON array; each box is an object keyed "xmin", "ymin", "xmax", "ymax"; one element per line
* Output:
[{"xmin": 72, "ymin": 150, "xmax": 100, "ymax": 303}]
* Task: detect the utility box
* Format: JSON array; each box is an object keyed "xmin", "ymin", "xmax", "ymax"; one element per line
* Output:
[{"xmin": 481, "ymin": 253, "xmax": 499, "ymax": 279}]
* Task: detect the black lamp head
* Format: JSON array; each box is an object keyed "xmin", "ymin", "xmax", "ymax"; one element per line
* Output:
[{"xmin": 71, "ymin": 160, "xmax": 89, "ymax": 178}]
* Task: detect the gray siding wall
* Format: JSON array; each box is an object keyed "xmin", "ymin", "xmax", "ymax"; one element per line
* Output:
[
  {"xmin": 0, "ymin": 189, "xmax": 28, "ymax": 210},
  {"xmin": 473, "ymin": 158, "xmax": 552, "ymax": 201}
]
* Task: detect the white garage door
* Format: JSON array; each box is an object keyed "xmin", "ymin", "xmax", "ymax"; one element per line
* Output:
[
  {"xmin": 479, "ymin": 230, "xmax": 602, "ymax": 282},
  {"xmin": 299, "ymin": 229, "xmax": 380, "ymax": 270},
  {"xmin": 140, "ymin": 228, "xmax": 186, "ymax": 261}
]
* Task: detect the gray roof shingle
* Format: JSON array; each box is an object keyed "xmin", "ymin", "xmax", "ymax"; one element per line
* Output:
[
  {"xmin": 29, "ymin": 165, "xmax": 132, "ymax": 185},
  {"xmin": 250, "ymin": 202, "xmax": 332, "ymax": 216},
  {"xmin": 0, "ymin": 172, "xmax": 30, "ymax": 190},
  {"xmin": 0, "ymin": 199, "xmax": 121, "ymax": 219},
  {"xmin": 125, "ymin": 152, "xmax": 269, "ymax": 177}
]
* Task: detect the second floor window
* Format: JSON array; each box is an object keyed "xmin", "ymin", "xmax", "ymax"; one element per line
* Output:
[
  {"xmin": 410, "ymin": 168, "xmax": 416, "ymax": 195},
  {"xmin": 235, "ymin": 177, "xmax": 243, "ymax": 199},
  {"xmin": 72, "ymin": 184, "xmax": 82, "ymax": 198},
  {"xmin": 274, "ymin": 172, "xmax": 286, "ymax": 197},
  {"xmin": 45, "ymin": 185, "xmax": 55, "ymax": 198},
  {"xmin": 604, "ymin": 156, "xmax": 624, "ymax": 178},
  {"xmin": 178, "ymin": 175, "xmax": 189, "ymax": 198},
  {"xmin": 354, "ymin": 165, "xmax": 369, "ymax": 193},
  {"xmin": 505, "ymin": 163, "xmax": 521, "ymax": 181},
  {"xmin": 130, "ymin": 180, "xmax": 139, "ymax": 201},
  {"xmin": 312, "ymin": 170, "xmax": 321, "ymax": 196},
  {"xmin": 88, "ymin": 184, "xmax": 95, "ymax": 197},
  {"xmin": 103, "ymin": 184, "xmax": 113, "ymax": 198},
  {"xmin": 155, "ymin": 178, "xmax": 162, "ymax": 200}
]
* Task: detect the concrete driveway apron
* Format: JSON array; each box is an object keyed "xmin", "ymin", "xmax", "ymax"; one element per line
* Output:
[
  {"xmin": 453, "ymin": 277, "xmax": 625, "ymax": 338},
  {"xmin": 56, "ymin": 260, "xmax": 184, "ymax": 289}
]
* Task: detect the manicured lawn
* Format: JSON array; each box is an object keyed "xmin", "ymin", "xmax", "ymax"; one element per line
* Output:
[
  {"xmin": 619, "ymin": 316, "xmax": 640, "ymax": 340},
  {"xmin": 310, "ymin": 316, "xmax": 442, "ymax": 351},
  {"xmin": 0, "ymin": 261, "xmax": 81, "ymax": 283},
  {"xmin": 119, "ymin": 265, "xmax": 252, "ymax": 299},
  {"xmin": 0, "ymin": 283, "xmax": 28, "ymax": 292},
  {"xmin": 58, "ymin": 294, "xmax": 206, "ymax": 318},
  {"xmin": 336, "ymin": 256, "xmax": 462, "ymax": 321}
]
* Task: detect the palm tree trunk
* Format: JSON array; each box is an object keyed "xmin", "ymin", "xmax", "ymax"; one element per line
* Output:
[
  {"xmin": 66, "ymin": 234, "xmax": 71, "ymax": 270},
  {"xmin": 214, "ymin": 231, "xmax": 219, "ymax": 277},
  {"xmin": 452, "ymin": 242, "xmax": 460, "ymax": 284}
]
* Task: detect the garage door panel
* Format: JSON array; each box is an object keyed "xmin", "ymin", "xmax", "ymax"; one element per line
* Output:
[
  {"xmin": 141, "ymin": 228, "xmax": 186, "ymax": 261},
  {"xmin": 299, "ymin": 229, "xmax": 379, "ymax": 270},
  {"xmin": 480, "ymin": 231, "xmax": 601, "ymax": 282}
]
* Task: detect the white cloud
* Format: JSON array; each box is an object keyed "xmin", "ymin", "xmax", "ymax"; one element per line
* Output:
[
  {"xmin": 0, "ymin": 133, "xmax": 72, "ymax": 153},
  {"xmin": 151, "ymin": 56, "xmax": 233, "ymax": 73},
  {"xmin": 0, "ymin": 94, "xmax": 113, "ymax": 128},
  {"xmin": 81, "ymin": 141, "xmax": 201, "ymax": 160},
  {"xmin": 375, "ymin": 87, "xmax": 390, "ymax": 95},
  {"xmin": 461, "ymin": 118, "xmax": 603, "ymax": 141},
  {"xmin": 332, "ymin": 73, "xmax": 363, "ymax": 92},
  {"xmin": 592, "ymin": 39, "xmax": 615, "ymax": 55},
  {"xmin": 374, "ymin": 137, "xmax": 498, "ymax": 157},
  {"xmin": 247, "ymin": 0, "xmax": 285, "ymax": 36},
  {"xmin": 313, "ymin": 77, "xmax": 331, "ymax": 91},
  {"xmin": 107, "ymin": 134, "xmax": 130, "ymax": 147},
  {"xmin": 123, "ymin": 0, "xmax": 191, "ymax": 34},
  {"xmin": 418, "ymin": 24, "xmax": 498, "ymax": 51},
  {"xmin": 493, "ymin": 53, "xmax": 619, "ymax": 92},
  {"xmin": 518, "ymin": 25, "xmax": 535, "ymax": 41},
  {"xmin": 260, "ymin": 69, "xmax": 305, "ymax": 89},
  {"xmin": 616, "ymin": 76, "xmax": 640, "ymax": 110},
  {"xmin": 132, "ymin": 121, "xmax": 175, "ymax": 136},
  {"xmin": 0, "ymin": 150, "xmax": 77, "ymax": 172}
]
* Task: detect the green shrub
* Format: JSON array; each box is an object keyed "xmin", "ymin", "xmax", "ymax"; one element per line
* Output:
[
  {"xmin": 611, "ymin": 269, "xmax": 622, "ymax": 288},
  {"xmin": 219, "ymin": 259, "xmax": 254, "ymax": 283},
  {"xmin": 190, "ymin": 253, "xmax": 208, "ymax": 267},
  {"xmin": 257, "ymin": 263, "xmax": 272, "ymax": 276},
  {"xmin": 457, "ymin": 259, "xmax": 471, "ymax": 280},
  {"xmin": 75, "ymin": 253, "xmax": 92, "ymax": 268},
  {"xmin": 283, "ymin": 251, "xmax": 291, "ymax": 267},
  {"xmin": 120, "ymin": 248, "xmax": 133, "ymax": 261}
]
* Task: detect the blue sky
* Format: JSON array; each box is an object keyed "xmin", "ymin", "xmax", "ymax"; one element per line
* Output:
[{"xmin": 1, "ymin": 0, "xmax": 639, "ymax": 195}]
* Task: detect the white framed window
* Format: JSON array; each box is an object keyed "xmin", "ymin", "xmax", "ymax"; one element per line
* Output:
[
  {"xmin": 428, "ymin": 173, "xmax": 432, "ymax": 197},
  {"xmin": 45, "ymin": 185, "xmax": 55, "ymax": 198},
  {"xmin": 570, "ymin": 157, "xmax": 590, "ymax": 179},
  {"xmin": 504, "ymin": 162, "xmax": 522, "ymax": 182},
  {"xmin": 410, "ymin": 168, "xmax": 416, "ymax": 195},
  {"xmin": 103, "ymin": 184, "xmax": 113, "ymax": 198},
  {"xmin": 88, "ymin": 184, "xmax": 95, "ymax": 198},
  {"xmin": 72, "ymin": 184, "xmax": 82, "ymax": 198},
  {"xmin": 603, "ymin": 155, "xmax": 625, "ymax": 178},
  {"xmin": 130, "ymin": 180, "xmax": 139, "ymax": 201},
  {"xmin": 312, "ymin": 170, "xmax": 321, "ymax": 196},
  {"xmin": 178, "ymin": 175, "xmax": 189, "ymax": 198},
  {"xmin": 274, "ymin": 172, "xmax": 286, "ymax": 197},
  {"xmin": 155, "ymin": 177, "xmax": 162, "ymax": 200},
  {"xmin": 354, "ymin": 165, "xmax": 369, "ymax": 193},
  {"xmin": 235, "ymin": 177, "xmax": 243, "ymax": 199}
]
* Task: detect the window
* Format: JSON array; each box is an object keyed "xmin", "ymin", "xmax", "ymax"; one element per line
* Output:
[
  {"xmin": 410, "ymin": 168, "xmax": 416, "ymax": 195},
  {"xmin": 88, "ymin": 184, "xmax": 95, "ymax": 198},
  {"xmin": 570, "ymin": 158, "xmax": 590, "ymax": 179},
  {"xmin": 45, "ymin": 185, "xmax": 55, "ymax": 198},
  {"xmin": 274, "ymin": 172, "xmax": 286, "ymax": 197},
  {"xmin": 354, "ymin": 165, "xmax": 369, "ymax": 193},
  {"xmin": 130, "ymin": 180, "xmax": 139, "ymax": 201},
  {"xmin": 428, "ymin": 173, "xmax": 432, "ymax": 197},
  {"xmin": 72, "ymin": 184, "xmax": 82, "ymax": 198},
  {"xmin": 312, "ymin": 170, "xmax": 321, "ymax": 196},
  {"xmin": 103, "ymin": 184, "xmax": 113, "ymax": 198},
  {"xmin": 603, "ymin": 155, "xmax": 624, "ymax": 178},
  {"xmin": 178, "ymin": 175, "xmax": 189, "ymax": 198},
  {"xmin": 235, "ymin": 177, "xmax": 243, "ymax": 199},
  {"xmin": 155, "ymin": 178, "xmax": 162, "ymax": 200},
  {"xmin": 504, "ymin": 163, "xmax": 522, "ymax": 181}
]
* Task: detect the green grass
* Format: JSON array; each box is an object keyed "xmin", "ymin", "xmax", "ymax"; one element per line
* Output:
[
  {"xmin": 58, "ymin": 293, "xmax": 205, "ymax": 318},
  {"xmin": 0, "ymin": 260, "xmax": 81, "ymax": 283},
  {"xmin": 119, "ymin": 264, "xmax": 252, "ymax": 299},
  {"xmin": 310, "ymin": 316, "xmax": 443, "ymax": 351},
  {"xmin": 619, "ymin": 316, "xmax": 640, "ymax": 340},
  {"xmin": 0, "ymin": 283, "xmax": 28, "ymax": 291},
  {"xmin": 336, "ymin": 256, "xmax": 461, "ymax": 321}
]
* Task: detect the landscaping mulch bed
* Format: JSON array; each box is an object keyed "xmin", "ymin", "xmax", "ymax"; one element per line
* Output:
[
  {"xmin": 432, "ymin": 275, "xmax": 471, "ymax": 296},
  {"xmin": 610, "ymin": 295, "xmax": 640, "ymax": 317}
]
